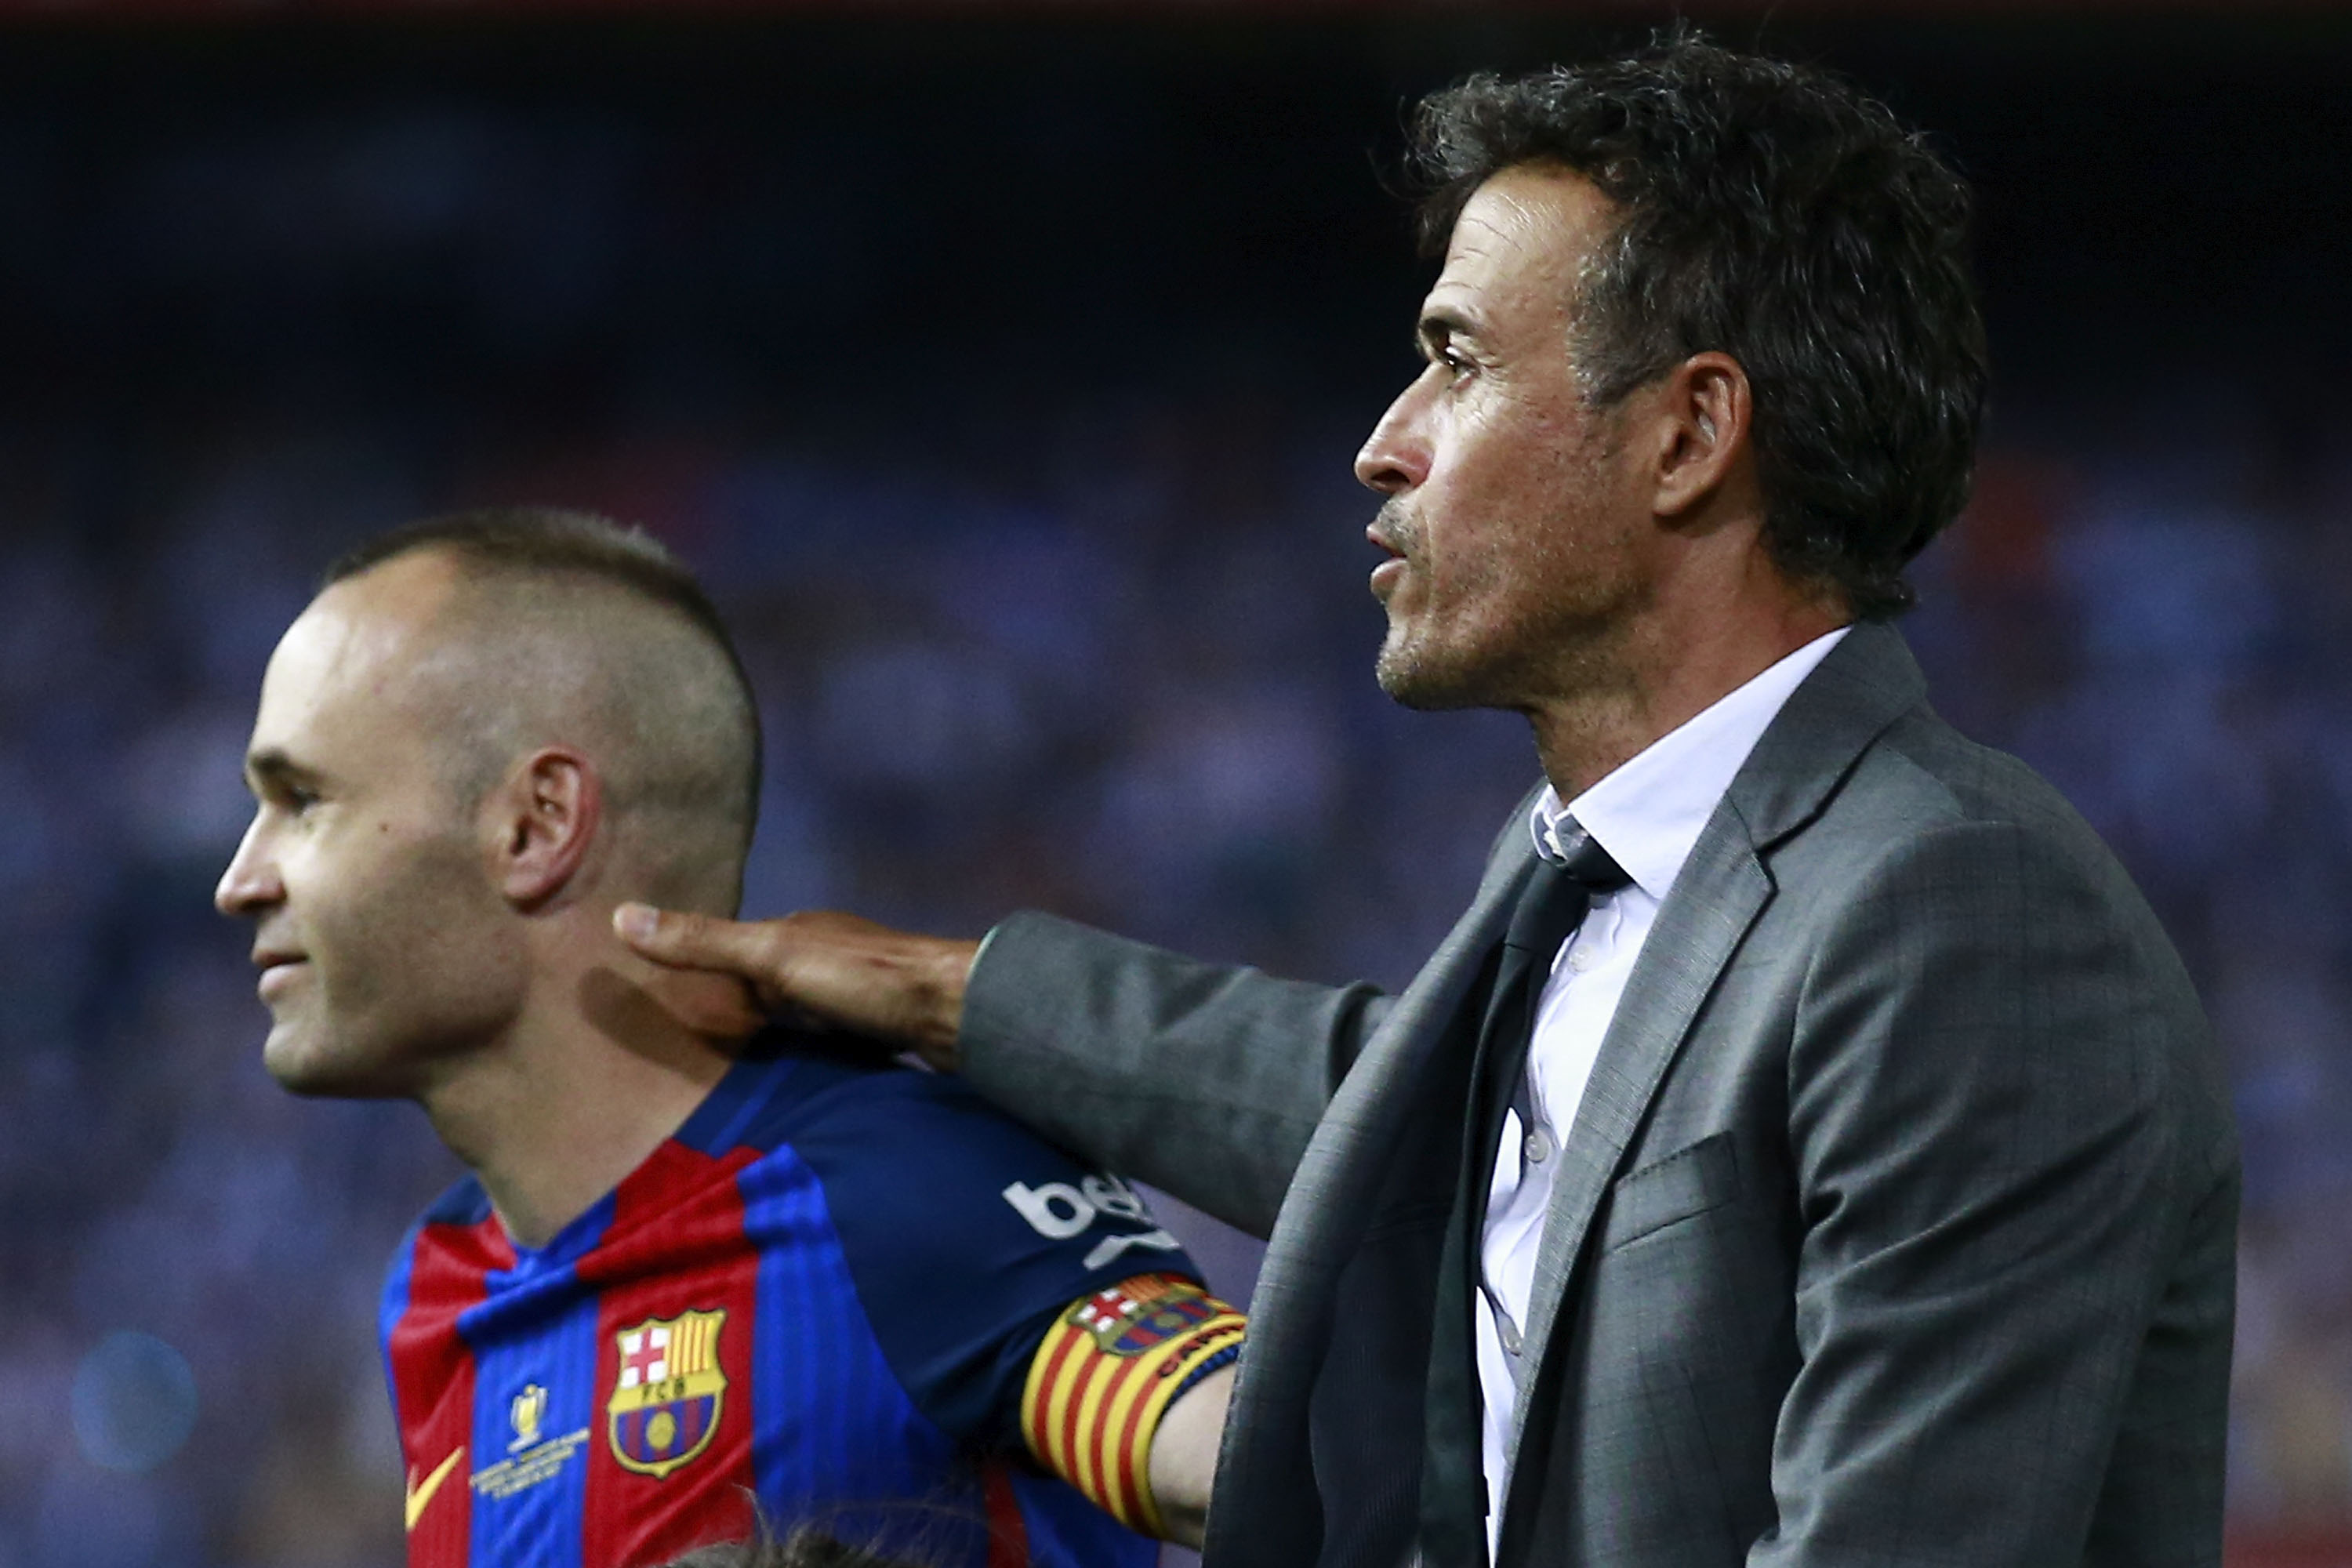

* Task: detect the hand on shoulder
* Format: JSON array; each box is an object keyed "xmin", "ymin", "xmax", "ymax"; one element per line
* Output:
[{"xmin": 615, "ymin": 904, "xmax": 979, "ymax": 1072}]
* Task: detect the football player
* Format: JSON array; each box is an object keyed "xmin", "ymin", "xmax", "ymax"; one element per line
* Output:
[{"xmin": 215, "ymin": 509, "xmax": 1240, "ymax": 1568}]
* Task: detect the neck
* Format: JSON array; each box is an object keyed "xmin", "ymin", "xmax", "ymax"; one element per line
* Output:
[
  {"xmin": 1526, "ymin": 572, "xmax": 1847, "ymax": 800},
  {"xmin": 416, "ymin": 942, "xmax": 735, "ymax": 1250}
]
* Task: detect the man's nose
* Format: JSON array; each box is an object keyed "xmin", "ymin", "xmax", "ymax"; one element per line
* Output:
[
  {"xmin": 214, "ymin": 817, "xmax": 281, "ymax": 917},
  {"xmin": 1354, "ymin": 385, "xmax": 1431, "ymax": 495}
]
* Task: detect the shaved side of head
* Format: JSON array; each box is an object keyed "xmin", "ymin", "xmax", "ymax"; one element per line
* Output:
[{"xmin": 323, "ymin": 509, "xmax": 761, "ymax": 915}]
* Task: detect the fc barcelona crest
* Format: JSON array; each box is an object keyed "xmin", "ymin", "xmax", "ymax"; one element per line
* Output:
[
  {"xmin": 1071, "ymin": 1274, "xmax": 1220, "ymax": 1356},
  {"xmin": 606, "ymin": 1309, "xmax": 728, "ymax": 1479}
]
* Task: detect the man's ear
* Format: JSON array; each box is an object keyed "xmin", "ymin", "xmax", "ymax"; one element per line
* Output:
[
  {"xmin": 487, "ymin": 747, "xmax": 604, "ymax": 908},
  {"xmin": 1650, "ymin": 350, "xmax": 1752, "ymax": 520}
]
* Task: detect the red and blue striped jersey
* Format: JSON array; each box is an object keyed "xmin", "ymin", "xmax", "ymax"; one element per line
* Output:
[{"xmin": 381, "ymin": 1040, "xmax": 1194, "ymax": 1568}]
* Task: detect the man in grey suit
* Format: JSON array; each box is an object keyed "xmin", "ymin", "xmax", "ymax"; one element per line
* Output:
[{"xmin": 619, "ymin": 37, "xmax": 2238, "ymax": 1568}]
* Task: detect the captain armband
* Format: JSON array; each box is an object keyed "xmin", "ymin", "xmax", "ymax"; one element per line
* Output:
[{"xmin": 1018, "ymin": 1272, "xmax": 1246, "ymax": 1539}]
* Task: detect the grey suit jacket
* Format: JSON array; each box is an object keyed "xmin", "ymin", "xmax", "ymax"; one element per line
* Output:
[{"xmin": 959, "ymin": 624, "xmax": 2238, "ymax": 1568}]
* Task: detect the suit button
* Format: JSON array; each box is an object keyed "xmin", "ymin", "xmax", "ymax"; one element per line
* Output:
[{"xmin": 1523, "ymin": 1127, "xmax": 1552, "ymax": 1163}]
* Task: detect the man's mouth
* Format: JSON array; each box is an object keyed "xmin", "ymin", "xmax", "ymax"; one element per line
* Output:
[
  {"xmin": 253, "ymin": 952, "xmax": 308, "ymax": 996},
  {"xmin": 1367, "ymin": 524, "xmax": 1409, "ymax": 600}
]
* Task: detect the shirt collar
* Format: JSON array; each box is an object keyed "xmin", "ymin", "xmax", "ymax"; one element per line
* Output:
[{"xmin": 1530, "ymin": 626, "xmax": 1849, "ymax": 902}]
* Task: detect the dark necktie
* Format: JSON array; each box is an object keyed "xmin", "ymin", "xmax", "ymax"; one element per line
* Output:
[
  {"xmin": 1475, "ymin": 822, "xmax": 1633, "ymax": 1183},
  {"xmin": 1420, "ymin": 818, "xmax": 1631, "ymax": 1566}
]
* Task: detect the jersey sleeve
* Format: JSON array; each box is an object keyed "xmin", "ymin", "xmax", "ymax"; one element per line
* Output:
[{"xmin": 776, "ymin": 1066, "xmax": 1211, "ymax": 1446}]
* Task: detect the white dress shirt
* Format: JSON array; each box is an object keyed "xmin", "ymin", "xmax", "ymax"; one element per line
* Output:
[{"xmin": 1475, "ymin": 626, "xmax": 1849, "ymax": 1551}]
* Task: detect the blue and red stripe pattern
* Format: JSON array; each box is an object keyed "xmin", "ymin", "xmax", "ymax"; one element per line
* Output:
[{"xmin": 382, "ymin": 1039, "xmax": 1187, "ymax": 1568}]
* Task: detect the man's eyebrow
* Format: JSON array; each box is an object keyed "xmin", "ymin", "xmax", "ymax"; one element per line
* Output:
[
  {"xmin": 1415, "ymin": 308, "xmax": 1477, "ymax": 358},
  {"xmin": 245, "ymin": 749, "xmax": 321, "ymax": 790}
]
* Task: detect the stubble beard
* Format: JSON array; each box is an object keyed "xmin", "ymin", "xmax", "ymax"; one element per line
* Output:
[
  {"xmin": 1375, "ymin": 622, "xmax": 1485, "ymax": 711},
  {"xmin": 1375, "ymin": 602, "xmax": 1612, "ymax": 714},
  {"xmin": 1371, "ymin": 527, "xmax": 1646, "ymax": 717},
  {"xmin": 1370, "ymin": 499, "xmax": 1480, "ymax": 710}
]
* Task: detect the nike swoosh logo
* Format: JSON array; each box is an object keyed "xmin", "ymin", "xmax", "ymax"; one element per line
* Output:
[{"xmin": 405, "ymin": 1446, "xmax": 466, "ymax": 1531}]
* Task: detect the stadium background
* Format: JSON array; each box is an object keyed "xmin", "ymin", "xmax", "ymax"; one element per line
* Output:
[{"xmin": 2, "ymin": 3, "xmax": 2349, "ymax": 1564}]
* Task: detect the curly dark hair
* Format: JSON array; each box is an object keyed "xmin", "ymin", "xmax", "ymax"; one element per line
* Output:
[{"xmin": 1408, "ymin": 33, "xmax": 1989, "ymax": 619}]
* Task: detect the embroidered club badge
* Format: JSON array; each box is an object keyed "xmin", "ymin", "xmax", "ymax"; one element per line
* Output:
[{"xmin": 606, "ymin": 1309, "xmax": 727, "ymax": 1479}]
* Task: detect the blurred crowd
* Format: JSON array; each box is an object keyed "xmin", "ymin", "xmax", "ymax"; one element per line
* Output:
[{"xmin": 3, "ymin": 49, "xmax": 2350, "ymax": 1568}]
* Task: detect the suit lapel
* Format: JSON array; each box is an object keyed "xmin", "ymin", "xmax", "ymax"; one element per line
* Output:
[
  {"xmin": 1204, "ymin": 800, "xmax": 1541, "ymax": 1563},
  {"xmin": 1500, "ymin": 622, "xmax": 1929, "ymax": 1477},
  {"xmin": 1503, "ymin": 818, "xmax": 1773, "ymax": 1471}
]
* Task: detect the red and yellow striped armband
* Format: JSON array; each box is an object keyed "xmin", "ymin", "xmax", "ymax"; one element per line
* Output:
[{"xmin": 1018, "ymin": 1272, "xmax": 1246, "ymax": 1538}]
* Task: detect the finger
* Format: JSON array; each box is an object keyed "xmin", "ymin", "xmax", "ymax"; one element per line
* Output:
[{"xmin": 613, "ymin": 903, "xmax": 778, "ymax": 982}]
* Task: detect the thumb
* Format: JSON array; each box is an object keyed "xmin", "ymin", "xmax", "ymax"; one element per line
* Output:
[{"xmin": 613, "ymin": 902, "xmax": 769, "ymax": 979}]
